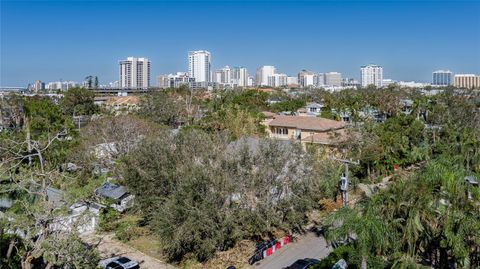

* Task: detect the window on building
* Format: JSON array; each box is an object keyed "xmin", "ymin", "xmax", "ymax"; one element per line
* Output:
[{"xmin": 275, "ymin": 128, "xmax": 288, "ymax": 135}]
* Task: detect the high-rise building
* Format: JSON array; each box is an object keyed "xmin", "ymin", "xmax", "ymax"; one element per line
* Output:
[
  {"xmin": 119, "ymin": 57, "xmax": 150, "ymax": 89},
  {"xmin": 454, "ymin": 74, "xmax": 480, "ymax": 89},
  {"xmin": 267, "ymin": 73, "xmax": 288, "ymax": 87},
  {"xmin": 33, "ymin": 80, "xmax": 45, "ymax": 92},
  {"xmin": 298, "ymin": 70, "xmax": 316, "ymax": 88},
  {"xmin": 188, "ymin": 50, "xmax": 211, "ymax": 83},
  {"xmin": 157, "ymin": 72, "xmax": 194, "ymax": 89},
  {"xmin": 361, "ymin": 64, "xmax": 383, "ymax": 88},
  {"xmin": 314, "ymin": 73, "xmax": 325, "ymax": 87},
  {"xmin": 214, "ymin": 66, "xmax": 232, "ymax": 85},
  {"xmin": 324, "ymin": 72, "xmax": 342, "ymax": 86},
  {"xmin": 256, "ymin": 66, "xmax": 276, "ymax": 86},
  {"xmin": 432, "ymin": 70, "xmax": 453, "ymax": 86},
  {"xmin": 231, "ymin": 66, "xmax": 248, "ymax": 87},
  {"xmin": 247, "ymin": 76, "xmax": 255, "ymax": 87}
]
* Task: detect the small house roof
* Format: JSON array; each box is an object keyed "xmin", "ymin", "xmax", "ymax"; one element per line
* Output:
[
  {"xmin": 306, "ymin": 102, "xmax": 324, "ymax": 108},
  {"xmin": 95, "ymin": 182, "xmax": 128, "ymax": 200}
]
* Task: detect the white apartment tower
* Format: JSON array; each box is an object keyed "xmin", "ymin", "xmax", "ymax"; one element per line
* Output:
[
  {"xmin": 325, "ymin": 72, "xmax": 342, "ymax": 86},
  {"xmin": 214, "ymin": 66, "xmax": 232, "ymax": 85},
  {"xmin": 298, "ymin": 70, "xmax": 316, "ymax": 87},
  {"xmin": 361, "ymin": 64, "xmax": 383, "ymax": 88},
  {"xmin": 119, "ymin": 57, "xmax": 150, "ymax": 89},
  {"xmin": 267, "ymin": 73, "xmax": 288, "ymax": 87},
  {"xmin": 231, "ymin": 66, "xmax": 248, "ymax": 87},
  {"xmin": 188, "ymin": 50, "xmax": 211, "ymax": 83},
  {"xmin": 256, "ymin": 66, "xmax": 276, "ymax": 86}
]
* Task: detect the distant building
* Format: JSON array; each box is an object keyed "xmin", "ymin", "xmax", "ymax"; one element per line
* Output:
[
  {"xmin": 454, "ymin": 74, "xmax": 480, "ymax": 89},
  {"xmin": 305, "ymin": 102, "xmax": 324, "ymax": 116},
  {"xmin": 46, "ymin": 81, "xmax": 80, "ymax": 90},
  {"xmin": 157, "ymin": 72, "xmax": 194, "ymax": 89},
  {"xmin": 432, "ymin": 70, "xmax": 453, "ymax": 86},
  {"xmin": 361, "ymin": 64, "xmax": 383, "ymax": 88},
  {"xmin": 342, "ymin": 78, "xmax": 360, "ymax": 88},
  {"xmin": 325, "ymin": 72, "xmax": 342, "ymax": 86},
  {"xmin": 298, "ymin": 70, "xmax": 316, "ymax": 88},
  {"xmin": 214, "ymin": 66, "xmax": 232, "ymax": 86},
  {"xmin": 314, "ymin": 73, "xmax": 325, "ymax": 87},
  {"xmin": 287, "ymin": 76, "xmax": 298, "ymax": 86},
  {"xmin": 398, "ymin": 81, "xmax": 429, "ymax": 88},
  {"xmin": 231, "ymin": 66, "xmax": 248, "ymax": 87},
  {"xmin": 382, "ymin": 79, "xmax": 396, "ymax": 87},
  {"xmin": 119, "ymin": 57, "xmax": 150, "ymax": 89},
  {"xmin": 188, "ymin": 50, "xmax": 211, "ymax": 83},
  {"xmin": 268, "ymin": 73, "xmax": 288, "ymax": 87},
  {"xmin": 256, "ymin": 66, "xmax": 276, "ymax": 86},
  {"xmin": 33, "ymin": 80, "xmax": 45, "ymax": 92},
  {"xmin": 247, "ymin": 76, "xmax": 255, "ymax": 87}
]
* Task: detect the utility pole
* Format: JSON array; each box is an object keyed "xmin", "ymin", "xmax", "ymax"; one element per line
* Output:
[{"xmin": 332, "ymin": 157, "xmax": 359, "ymax": 208}]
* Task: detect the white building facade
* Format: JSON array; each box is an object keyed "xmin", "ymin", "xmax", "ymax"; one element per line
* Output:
[
  {"xmin": 119, "ymin": 57, "xmax": 150, "ymax": 89},
  {"xmin": 267, "ymin": 73, "xmax": 288, "ymax": 87},
  {"xmin": 157, "ymin": 72, "xmax": 194, "ymax": 89},
  {"xmin": 325, "ymin": 72, "xmax": 342, "ymax": 86},
  {"xmin": 298, "ymin": 70, "xmax": 316, "ymax": 88},
  {"xmin": 231, "ymin": 66, "xmax": 248, "ymax": 87},
  {"xmin": 188, "ymin": 50, "xmax": 211, "ymax": 83},
  {"xmin": 256, "ymin": 66, "xmax": 276, "ymax": 86},
  {"xmin": 361, "ymin": 64, "xmax": 383, "ymax": 88}
]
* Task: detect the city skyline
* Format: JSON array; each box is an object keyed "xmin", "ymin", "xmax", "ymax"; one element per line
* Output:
[{"xmin": 1, "ymin": 0, "xmax": 480, "ymax": 86}]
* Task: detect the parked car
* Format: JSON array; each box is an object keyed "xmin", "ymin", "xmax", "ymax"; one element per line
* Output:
[
  {"xmin": 248, "ymin": 238, "xmax": 278, "ymax": 265},
  {"xmin": 284, "ymin": 258, "xmax": 320, "ymax": 269},
  {"xmin": 100, "ymin": 256, "xmax": 140, "ymax": 269}
]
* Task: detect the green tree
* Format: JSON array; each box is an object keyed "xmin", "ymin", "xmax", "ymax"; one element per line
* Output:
[{"xmin": 61, "ymin": 87, "xmax": 98, "ymax": 116}]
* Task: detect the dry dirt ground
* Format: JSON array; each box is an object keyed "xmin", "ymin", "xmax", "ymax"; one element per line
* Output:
[{"xmin": 84, "ymin": 233, "xmax": 176, "ymax": 269}]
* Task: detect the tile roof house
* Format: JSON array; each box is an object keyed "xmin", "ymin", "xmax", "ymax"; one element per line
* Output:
[{"xmin": 263, "ymin": 114, "xmax": 348, "ymax": 147}]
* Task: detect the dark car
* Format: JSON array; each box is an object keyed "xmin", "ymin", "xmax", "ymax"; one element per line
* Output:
[
  {"xmin": 248, "ymin": 238, "xmax": 278, "ymax": 265},
  {"xmin": 100, "ymin": 256, "xmax": 140, "ymax": 269},
  {"xmin": 285, "ymin": 258, "xmax": 320, "ymax": 269}
]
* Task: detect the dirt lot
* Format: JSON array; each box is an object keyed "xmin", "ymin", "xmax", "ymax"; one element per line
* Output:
[{"xmin": 84, "ymin": 233, "xmax": 175, "ymax": 269}]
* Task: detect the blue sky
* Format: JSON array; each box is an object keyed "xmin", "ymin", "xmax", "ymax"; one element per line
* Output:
[{"xmin": 1, "ymin": 0, "xmax": 480, "ymax": 86}]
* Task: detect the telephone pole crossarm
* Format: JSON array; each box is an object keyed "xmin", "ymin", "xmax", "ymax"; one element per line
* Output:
[{"xmin": 330, "ymin": 157, "xmax": 359, "ymax": 207}]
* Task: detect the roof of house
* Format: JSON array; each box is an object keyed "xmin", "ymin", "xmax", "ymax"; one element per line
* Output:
[
  {"xmin": 106, "ymin": 96, "xmax": 140, "ymax": 106},
  {"xmin": 261, "ymin": 111, "xmax": 277, "ymax": 118},
  {"xmin": 95, "ymin": 182, "xmax": 128, "ymax": 200},
  {"xmin": 306, "ymin": 102, "xmax": 324, "ymax": 108},
  {"xmin": 268, "ymin": 115, "xmax": 345, "ymax": 131},
  {"xmin": 301, "ymin": 129, "xmax": 349, "ymax": 145}
]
